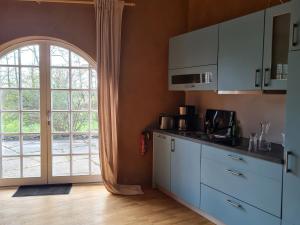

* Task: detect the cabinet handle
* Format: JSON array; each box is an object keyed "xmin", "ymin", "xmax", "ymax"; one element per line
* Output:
[
  {"xmin": 255, "ymin": 69, "xmax": 261, "ymax": 87},
  {"xmin": 264, "ymin": 68, "xmax": 270, "ymax": 87},
  {"xmin": 228, "ymin": 155, "xmax": 243, "ymax": 161},
  {"xmin": 285, "ymin": 151, "xmax": 293, "ymax": 173},
  {"xmin": 226, "ymin": 199, "xmax": 242, "ymax": 209},
  {"xmin": 225, "ymin": 169, "xmax": 243, "ymax": 177},
  {"xmin": 171, "ymin": 139, "xmax": 175, "ymax": 152},
  {"xmin": 292, "ymin": 23, "xmax": 298, "ymax": 47}
]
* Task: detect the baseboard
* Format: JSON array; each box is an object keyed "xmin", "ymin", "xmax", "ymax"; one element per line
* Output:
[{"xmin": 157, "ymin": 186, "xmax": 225, "ymax": 225}]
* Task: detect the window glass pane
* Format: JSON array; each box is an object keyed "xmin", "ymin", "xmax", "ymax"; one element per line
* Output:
[
  {"xmin": 71, "ymin": 52, "xmax": 89, "ymax": 67},
  {"xmin": 72, "ymin": 112, "xmax": 89, "ymax": 132},
  {"xmin": 71, "ymin": 91, "xmax": 89, "ymax": 110},
  {"xmin": 22, "ymin": 112, "xmax": 40, "ymax": 133},
  {"xmin": 52, "ymin": 91, "xmax": 70, "ymax": 110},
  {"xmin": 72, "ymin": 134, "xmax": 89, "ymax": 154},
  {"xmin": 91, "ymin": 155, "xmax": 100, "ymax": 175},
  {"xmin": 51, "ymin": 68, "xmax": 69, "ymax": 89},
  {"xmin": 22, "ymin": 90, "xmax": 40, "ymax": 110},
  {"xmin": 20, "ymin": 45, "xmax": 39, "ymax": 66},
  {"xmin": 71, "ymin": 69, "xmax": 89, "ymax": 89},
  {"xmin": 91, "ymin": 112, "xmax": 98, "ymax": 132},
  {"xmin": 21, "ymin": 67, "xmax": 40, "ymax": 88},
  {"xmin": 0, "ymin": 90, "xmax": 19, "ymax": 111},
  {"xmin": 52, "ymin": 156, "xmax": 70, "ymax": 176},
  {"xmin": 72, "ymin": 155, "xmax": 89, "ymax": 175},
  {"xmin": 52, "ymin": 134, "xmax": 70, "ymax": 154},
  {"xmin": 0, "ymin": 66, "xmax": 19, "ymax": 88},
  {"xmin": 50, "ymin": 46, "xmax": 69, "ymax": 67},
  {"xmin": 2, "ymin": 157, "xmax": 20, "ymax": 178},
  {"xmin": 91, "ymin": 91, "xmax": 98, "ymax": 110},
  {"xmin": 91, "ymin": 134, "xmax": 99, "ymax": 154},
  {"xmin": 0, "ymin": 50, "xmax": 19, "ymax": 65},
  {"xmin": 52, "ymin": 112, "xmax": 70, "ymax": 132},
  {"xmin": 23, "ymin": 135, "xmax": 40, "ymax": 155},
  {"xmin": 1, "ymin": 112, "xmax": 20, "ymax": 133},
  {"xmin": 90, "ymin": 69, "xmax": 97, "ymax": 89},
  {"xmin": 1, "ymin": 135, "xmax": 20, "ymax": 156},
  {"xmin": 23, "ymin": 156, "xmax": 41, "ymax": 178}
]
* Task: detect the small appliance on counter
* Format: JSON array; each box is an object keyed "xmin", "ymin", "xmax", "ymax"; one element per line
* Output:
[
  {"xmin": 158, "ymin": 105, "xmax": 199, "ymax": 131},
  {"xmin": 177, "ymin": 105, "xmax": 198, "ymax": 131},
  {"xmin": 204, "ymin": 109, "xmax": 238, "ymax": 145},
  {"xmin": 159, "ymin": 114, "xmax": 175, "ymax": 130}
]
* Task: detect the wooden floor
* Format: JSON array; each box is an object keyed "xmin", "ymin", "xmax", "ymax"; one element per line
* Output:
[{"xmin": 0, "ymin": 184, "xmax": 214, "ymax": 225}]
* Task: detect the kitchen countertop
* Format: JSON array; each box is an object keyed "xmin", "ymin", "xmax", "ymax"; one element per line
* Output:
[{"xmin": 154, "ymin": 130, "xmax": 284, "ymax": 164}]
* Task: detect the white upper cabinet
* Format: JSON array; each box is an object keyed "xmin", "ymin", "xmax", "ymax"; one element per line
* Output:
[
  {"xmin": 169, "ymin": 25, "xmax": 218, "ymax": 69},
  {"xmin": 263, "ymin": 2, "xmax": 291, "ymax": 90},
  {"xmin": 218, "ymin": 10, "xmax": 265, "ymax": 91}
]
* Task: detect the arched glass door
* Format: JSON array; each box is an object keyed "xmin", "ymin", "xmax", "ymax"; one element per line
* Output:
[{"xmin": 0, "ymin": 40, "xmax": 101, "ymax": 186}]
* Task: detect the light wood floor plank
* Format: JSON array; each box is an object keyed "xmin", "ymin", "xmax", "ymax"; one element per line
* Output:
[{"xmin": 0, "ymin": 184, "xmax": 215, "ymax": 225}]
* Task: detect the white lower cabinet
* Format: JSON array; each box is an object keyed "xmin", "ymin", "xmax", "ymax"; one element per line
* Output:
[{"xmin": 153, "ymin": 134, "xmax": 283, "ymax": 225}]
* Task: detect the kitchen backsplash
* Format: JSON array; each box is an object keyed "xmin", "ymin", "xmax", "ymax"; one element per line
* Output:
[{"xmin": 186, "ymin": 91, "xmax": 285, "ymax": 144}]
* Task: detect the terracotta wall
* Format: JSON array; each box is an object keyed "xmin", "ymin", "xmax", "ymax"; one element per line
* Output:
[
  {"xmin": 0, "ymin": 0, "xmax": 187, "ymax": 186},
  {"xmin": 0, "ymin": 0, "xmax": 96, "ymax": 59},
  {"xmin": 118, "ymin": 0, "xmax": 187, "ymax": 185},
  {"xmin": 186, "ymin": 0, "xmax": 287, "ymax": 143}
]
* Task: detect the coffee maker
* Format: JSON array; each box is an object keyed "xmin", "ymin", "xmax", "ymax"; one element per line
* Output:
[{"xmin": 177, "ymin": 105, "xmax": 198, "ymax": 131}]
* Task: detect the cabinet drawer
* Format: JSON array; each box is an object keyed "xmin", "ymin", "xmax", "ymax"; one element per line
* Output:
[
  {"xmin": 201, "ymin": 157, "xmax": 282, "ymax": 217},
  {"xmin": 201, "ymin": 184, "xmax": 281, "ymax": 225},
  {"xmin": 202, "ymin": 145, "xmax": 282, "ymax": 181}
]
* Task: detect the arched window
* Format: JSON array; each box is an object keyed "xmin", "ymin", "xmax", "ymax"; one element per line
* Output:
[{"xmin": 0, "ymin": 38, "xmax": 100, "ymax": 186}]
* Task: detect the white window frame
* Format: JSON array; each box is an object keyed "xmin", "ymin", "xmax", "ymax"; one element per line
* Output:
[{"xmin": 0, "ymin": 37, "xmax": 101, "ymax": 187}]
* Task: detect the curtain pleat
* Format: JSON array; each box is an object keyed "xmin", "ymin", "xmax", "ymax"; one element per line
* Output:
[{"xmin": 95, "ymin": 0, "xmax": 143, "ymax": 195}]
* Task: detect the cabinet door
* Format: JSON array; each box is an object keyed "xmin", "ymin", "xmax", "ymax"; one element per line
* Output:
[
  {"xmin": 218, "ymin": 11, "xmax": 265, "ymax": 91},
  {"xmin": 290, "ymin": 0, "xmax": 300, "ymax": 51},
  {"xmin": 282, "ymin": 51, "xmax": 300, "ymax": 225},
  {"xmin": 263, "ymin": 2, "xmax": 291, "ymax": 90},
  {"xmin": 171, "ymin": 138, "xmax": 201, "ymax": 208},
  {"xmin": 153, "ymin": 133, "xmax": 171, "ymax": 191},
  {"xmin": 169, "ymin": 25, "xmax": 218, "ymax": 69}
]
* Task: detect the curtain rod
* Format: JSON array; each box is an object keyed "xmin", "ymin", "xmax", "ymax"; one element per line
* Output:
[{"xmin": 19, "ymin": 0, "xmax": 136, "ymax": 6}]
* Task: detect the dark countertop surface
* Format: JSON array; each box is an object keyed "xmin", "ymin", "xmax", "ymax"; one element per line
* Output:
[{"xmin": 154, "ymin": 130, "xmax": 284, "ymax": 164}]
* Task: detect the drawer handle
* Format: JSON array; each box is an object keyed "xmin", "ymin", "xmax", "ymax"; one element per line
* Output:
[
  {"xmin": 228, "ymin": 155, "xmax": 243, "ymax": 161},
  {"xmin": 225, "ymin": 169, "xmax": 243, "ymax": 177},
  {"xmin": 226, "ymin": 199, "xmax": 242, "ymax": 209}
]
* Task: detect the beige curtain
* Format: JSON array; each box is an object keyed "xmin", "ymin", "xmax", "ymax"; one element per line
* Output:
[{"xmin": 95, "ymin": 0, "xmax": 143, "ymax": 195}]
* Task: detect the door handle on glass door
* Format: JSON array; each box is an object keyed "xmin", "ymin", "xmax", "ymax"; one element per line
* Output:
[{"xmin": 47, "ymin": 110, "xmax": 51, "ymax": 126}]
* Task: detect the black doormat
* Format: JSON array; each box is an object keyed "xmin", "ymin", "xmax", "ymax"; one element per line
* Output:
[{"xmin": 13, "ymin": 184, "xmax": 72, "ymax": 197}]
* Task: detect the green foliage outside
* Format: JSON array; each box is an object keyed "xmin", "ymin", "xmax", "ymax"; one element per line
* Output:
[{"xmin": 0, "ymin": 46, "xmax": 98, "ymax": 134}]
